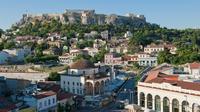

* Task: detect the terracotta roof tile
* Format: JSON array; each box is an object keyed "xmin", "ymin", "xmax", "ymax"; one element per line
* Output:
[
  {"xmin": 146, "ymin": 77, "xmax": 200, "ymax": 91},
  {"xmin": 34, "ymin": 91, "xmax": 56, "ymax": 99},
  {"xmin": 189, "ymin": 62, "xmax": 200, "ymax": 69},
  {"xmin": 70, "ymin": 59, "xmax": 95, "ymax": 69}
]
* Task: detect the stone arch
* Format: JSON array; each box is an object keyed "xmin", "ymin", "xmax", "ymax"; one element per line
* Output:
[
  {"xmin": 147, "ymin": 94, "xmax": 153, "ymax": 109},
  {"xmin": 94, "ymin": 81, "xmax": 101, "ymax": 94},
  {"xmin": 140, "ymin": 92, "xmax": 145, "ymax": 107},
  {"xmin": 163, "ymin": 97, "xmax": 170, "ymax": 112},
  {"xmin": 192, "ymin": 103, "xmax": 200, "ymax": 112},
  {"xmin": 85, "ymin": 82, "xmax": 93, "ymax": 95},
  {"xmin": 105, "ymin": 79, "xmax": 110, "ymax": 86},
  {"xmin": 182, "ymin": 101, "xmax": 189, "ymax": 112},
  {"xmin": 155, "ymin": 95, "xmax": 161, "ymax": 112},
  {"xmin": 100, "ymin": 80, "xmax": 105, "ymax": 94},
  {"xmin": 172, "ymin": 99, "xmax": 179, "ymax": 112}
]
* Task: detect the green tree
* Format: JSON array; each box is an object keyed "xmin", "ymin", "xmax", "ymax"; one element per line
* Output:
[{"xmin": 48, "ymin": 72, "xmax": 60, "ymax": 81}]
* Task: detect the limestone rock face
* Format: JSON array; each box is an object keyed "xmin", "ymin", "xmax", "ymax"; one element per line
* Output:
[{"xmin": 15, "ymin": 9, "xmax": 146, "ymax": 27}]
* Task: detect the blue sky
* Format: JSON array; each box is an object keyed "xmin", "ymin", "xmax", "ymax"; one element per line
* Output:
[{"xmin": 0, "ymin": 0, "xmax": 199, "ymax": 30}]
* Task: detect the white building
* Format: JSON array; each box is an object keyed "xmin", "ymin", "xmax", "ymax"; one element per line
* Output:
[
  {"xmin": 83, "ymin": 47, "xmax": 99, "ymax": 57},
  {"xmin": 124, "ymin": 31, "xmax": 132, "ymax": 38},
  {"xmin": 61, "ymin": 59, "xmax": 110, "ymax": 96},
  {"xmin": 137, "ymin": 68, "xmax": 200, "ymax": 112},
  {"xmin": 187, "ymin": 62, "xmax": 200, "ymax": 78},
  {"xmin": 23, "ymin": 91, "xmax": 57, "ymax": 112},
  {"xmin": 58, "ymin": 53, "xmax": 73, "ymax": 65},
  {"xmin": 137, "ymin": 53, "xmax": 157, "ymax": 66},
  {"xmin": 0, "ymin": 72, "xmax": 49, "ymax": 82},
  {"xmin": 144, "ymin": 44, "xmax": 165, "ymax": 54}
]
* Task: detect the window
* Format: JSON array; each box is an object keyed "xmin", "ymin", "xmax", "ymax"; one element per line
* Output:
[
  {"xmin": 63, "ymin": 81, "xmax": 65, "ymax": 85},
  {"xmin": 80, "ymin": 83, "xmax": 82, "ymax": 86},
  {"xmin": 77, "ymin": 89, "xmax": 79, "ymax": 94},
  {"xmin": 48, "ymin": 99, "xmax": 51, "ymax": 105},
  {"xmin": 140, "ymin": 92, "xmax": 145, "ymax": 107},
  {"xmin": 147, "ymin": 94, "xmax": 153, "ymax": 109},
  {"xmin": 73, "ymin": 82, "xmax": 75, "ymax": 85},
  {"xmin": 44, "ymin": 100, "xmax": 47, "ymax": 106},
  {"xmin": 68, "ymin": 81, "xmax": 70, "ymax": 85},
  {"xmin": 68, "ymin": 87, "xmax": 70, "ymax": 92},
  {"xmin": 53, "ymin": 98, "xmax": 55, "ymax": 104},
  {"xmin": 163, "ymin": 97, "xmax": 170, "ymax": 112},
  {"xmin": 77, "ymin": 82, "xmax": 79, "ymax": 86},
  {"xmin": 80, "ymin": 89, "xmax": 82, "ymax": 94},
  {"xmin": 73, "ymin": 89, "xmax": 75, "ymax": 93},
  {"xmin": 39, "ymin": 102, "xmax": 42, "ymax": 108}
]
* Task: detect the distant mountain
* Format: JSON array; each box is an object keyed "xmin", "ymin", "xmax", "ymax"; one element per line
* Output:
[{"xmin": 13, "ymin": 9, "xmax": 147, "ymax": 27}]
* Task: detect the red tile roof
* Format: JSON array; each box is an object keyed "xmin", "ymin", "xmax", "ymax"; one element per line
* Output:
[
  {"xmin": 70, "ymin": 59, "xmax": 95, "ymax": 69},
  {"xmin": 34, "ymin": 91, "xmax": 56, "ymax": 99},
  {"xmin": 57, "ymin": 92, "xmax": 75, "ymax": 101},
  {"xmin": 189, "ymin": 62, "xmax": 200, "ymax": 69},
  {"xmin": 146, "ymin": 77, "xmax": 200, "ymax": 91}
]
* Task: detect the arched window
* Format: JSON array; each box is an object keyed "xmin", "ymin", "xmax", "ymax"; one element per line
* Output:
[
  {"xmin": 172, "ymin": 99, "xmax": 179, "ymax": 112},
  {"xmin": 147, "ymin": 94, "xmax": 153, "ymax": 109},
  {"xmin": 192, "ymin": 103, "xmax": 200, "ymax": 112},
  {"xmin": 163, "ymin": 97, "xmax": 170, "ymax": 112},
  {"xmin": 140, "ymin": 92, "xmax": 145, "ymax": 107},
  {"xmin": 182, "ymin": 101, "xmax": 189, "ymax": 112},
  {"xmin": 155, "ymin": 95, "xmax": 161, "ymax": 111}
]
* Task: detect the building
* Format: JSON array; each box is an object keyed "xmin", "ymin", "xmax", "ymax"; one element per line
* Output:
[
  {"xmin": 124, "ymin": 31, "xmax": 132, "ymax": 38},
  {"xmin": 83, "ymin": 47, "xmax": 99, "ymax": 57},
  {"xmin": 101, "ymin": 30, "xmax": 109, "ymax": 40},
  {"xmin": 144, "ymin": 44, "xmax": 165, "ymax": 54},
  {"xmin": 61, "ymin": 59, "xmax": 110, "ymax": 96},
  {"xmin": 23, "ymin": 91, "xmax": 57, "ymax": 112},
  {"xmin": 0, "ymin": 97, "xmax": 18, "ymax": 112},
  {"xmin": 104, "ymin": 53, "xmax": 122, "ymax": 65},
  {"xmin": 136, "ymin": 52, "xmax": 157, "ymax": 66},
  {"xmin": 137, "ymin": 67, "xmax": 200, "ymax": 112},
  {"xmin": 0, "ymin": 72, "xmax": 49, "ymax": 83},
  {"xmin": 123, "ymin": 55, "xmax": 138, "ymax": 64},
  {"xmin": 186, "ymin": 62, "xmax": 200, "ymax": 77},
  {"xmin": 58, "ymin": 53, "xmax": 73, "ymax": 65}
]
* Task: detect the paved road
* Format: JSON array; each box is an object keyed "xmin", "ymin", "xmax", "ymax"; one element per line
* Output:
[
  {"xmin": 117, "ymin": 77, "xmax": 135, "ymax": 104},
  {"xmin": 98, "ymin": 76, "xmax": 136, "ymax": 112}
]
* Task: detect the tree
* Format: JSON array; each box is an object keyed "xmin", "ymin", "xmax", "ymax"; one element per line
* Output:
[
  {"xmin": 57, "ymin": 103, "xmax": 64, "ymax": 112},
  {"xmin": 65, "ymin": 103, "xmax": 72, "ymax": 112},
  {"xmin": 4, "ymin": 41, "xmax": 16, "ymax": 49},
  {"xmin": 157, "ymin": 50, "xmax": 171, "ymax": 64},
  {"xmin": 48, "ymin": 72, "xmax": 60, "ymax": 81}
]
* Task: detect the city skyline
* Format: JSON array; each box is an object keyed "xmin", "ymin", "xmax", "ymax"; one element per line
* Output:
[{"xmin": 0, "ymin": 0, "xmax": 200, "ymax": 30}]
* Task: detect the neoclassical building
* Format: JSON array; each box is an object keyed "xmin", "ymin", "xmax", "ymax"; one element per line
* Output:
[
  {"xmin": 137, "ymin": 72, "xmax": 200, "ymax": 112},
  {"xmin": 61, "ymin": 59, "xmax": 110, "ymax": 96}
]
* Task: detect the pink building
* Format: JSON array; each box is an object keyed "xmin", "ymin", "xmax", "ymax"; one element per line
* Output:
[{"xmin": 104, "ymin": 53, "xmax": 122, "ymax": 65}]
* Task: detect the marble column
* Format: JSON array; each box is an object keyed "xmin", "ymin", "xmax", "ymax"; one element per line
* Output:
[{"xmin": 161, "ymin": 100, "xmax": 163, "ymax": 112}]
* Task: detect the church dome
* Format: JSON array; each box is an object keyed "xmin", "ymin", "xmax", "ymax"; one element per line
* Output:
[{"xmin": 70, "ymin": 59, "xmax": 95, "ymax": 69}]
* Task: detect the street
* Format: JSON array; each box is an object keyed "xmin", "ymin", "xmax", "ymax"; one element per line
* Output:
[{"xmin": 98, "ymin": 76, "xmax": 136, "ymax": 112}]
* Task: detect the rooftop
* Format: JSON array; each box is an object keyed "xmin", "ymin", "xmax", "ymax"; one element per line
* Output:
[
  {"xmin": 146, "ymin": 77, "xmax": 200, "ymax": 92},
  {"xmin": 70, "ymin": 59, "xmax": 95, "ymax": 69},
  {"xmin": 189, "ymin": 62, "xmax": 200, "ymax": 69},
  {"xmin": 33, "ymin": 91, "xmax": 56, "ymax": 99}
]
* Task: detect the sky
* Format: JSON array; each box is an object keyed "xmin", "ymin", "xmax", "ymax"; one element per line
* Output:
[{"xmin": 0, "ymin": 0, "xmax": 199, "ymax": 30}]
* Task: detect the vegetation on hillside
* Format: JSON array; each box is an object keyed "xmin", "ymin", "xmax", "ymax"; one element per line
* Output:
[{"xmin": 4, "ymin": 19, "xmax": 200, "ymax": 65}]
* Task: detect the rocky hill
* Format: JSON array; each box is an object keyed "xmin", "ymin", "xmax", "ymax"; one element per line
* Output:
[{"xmin": 14, "ymin": 9, "xmax": 146, "ymax": 27}]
